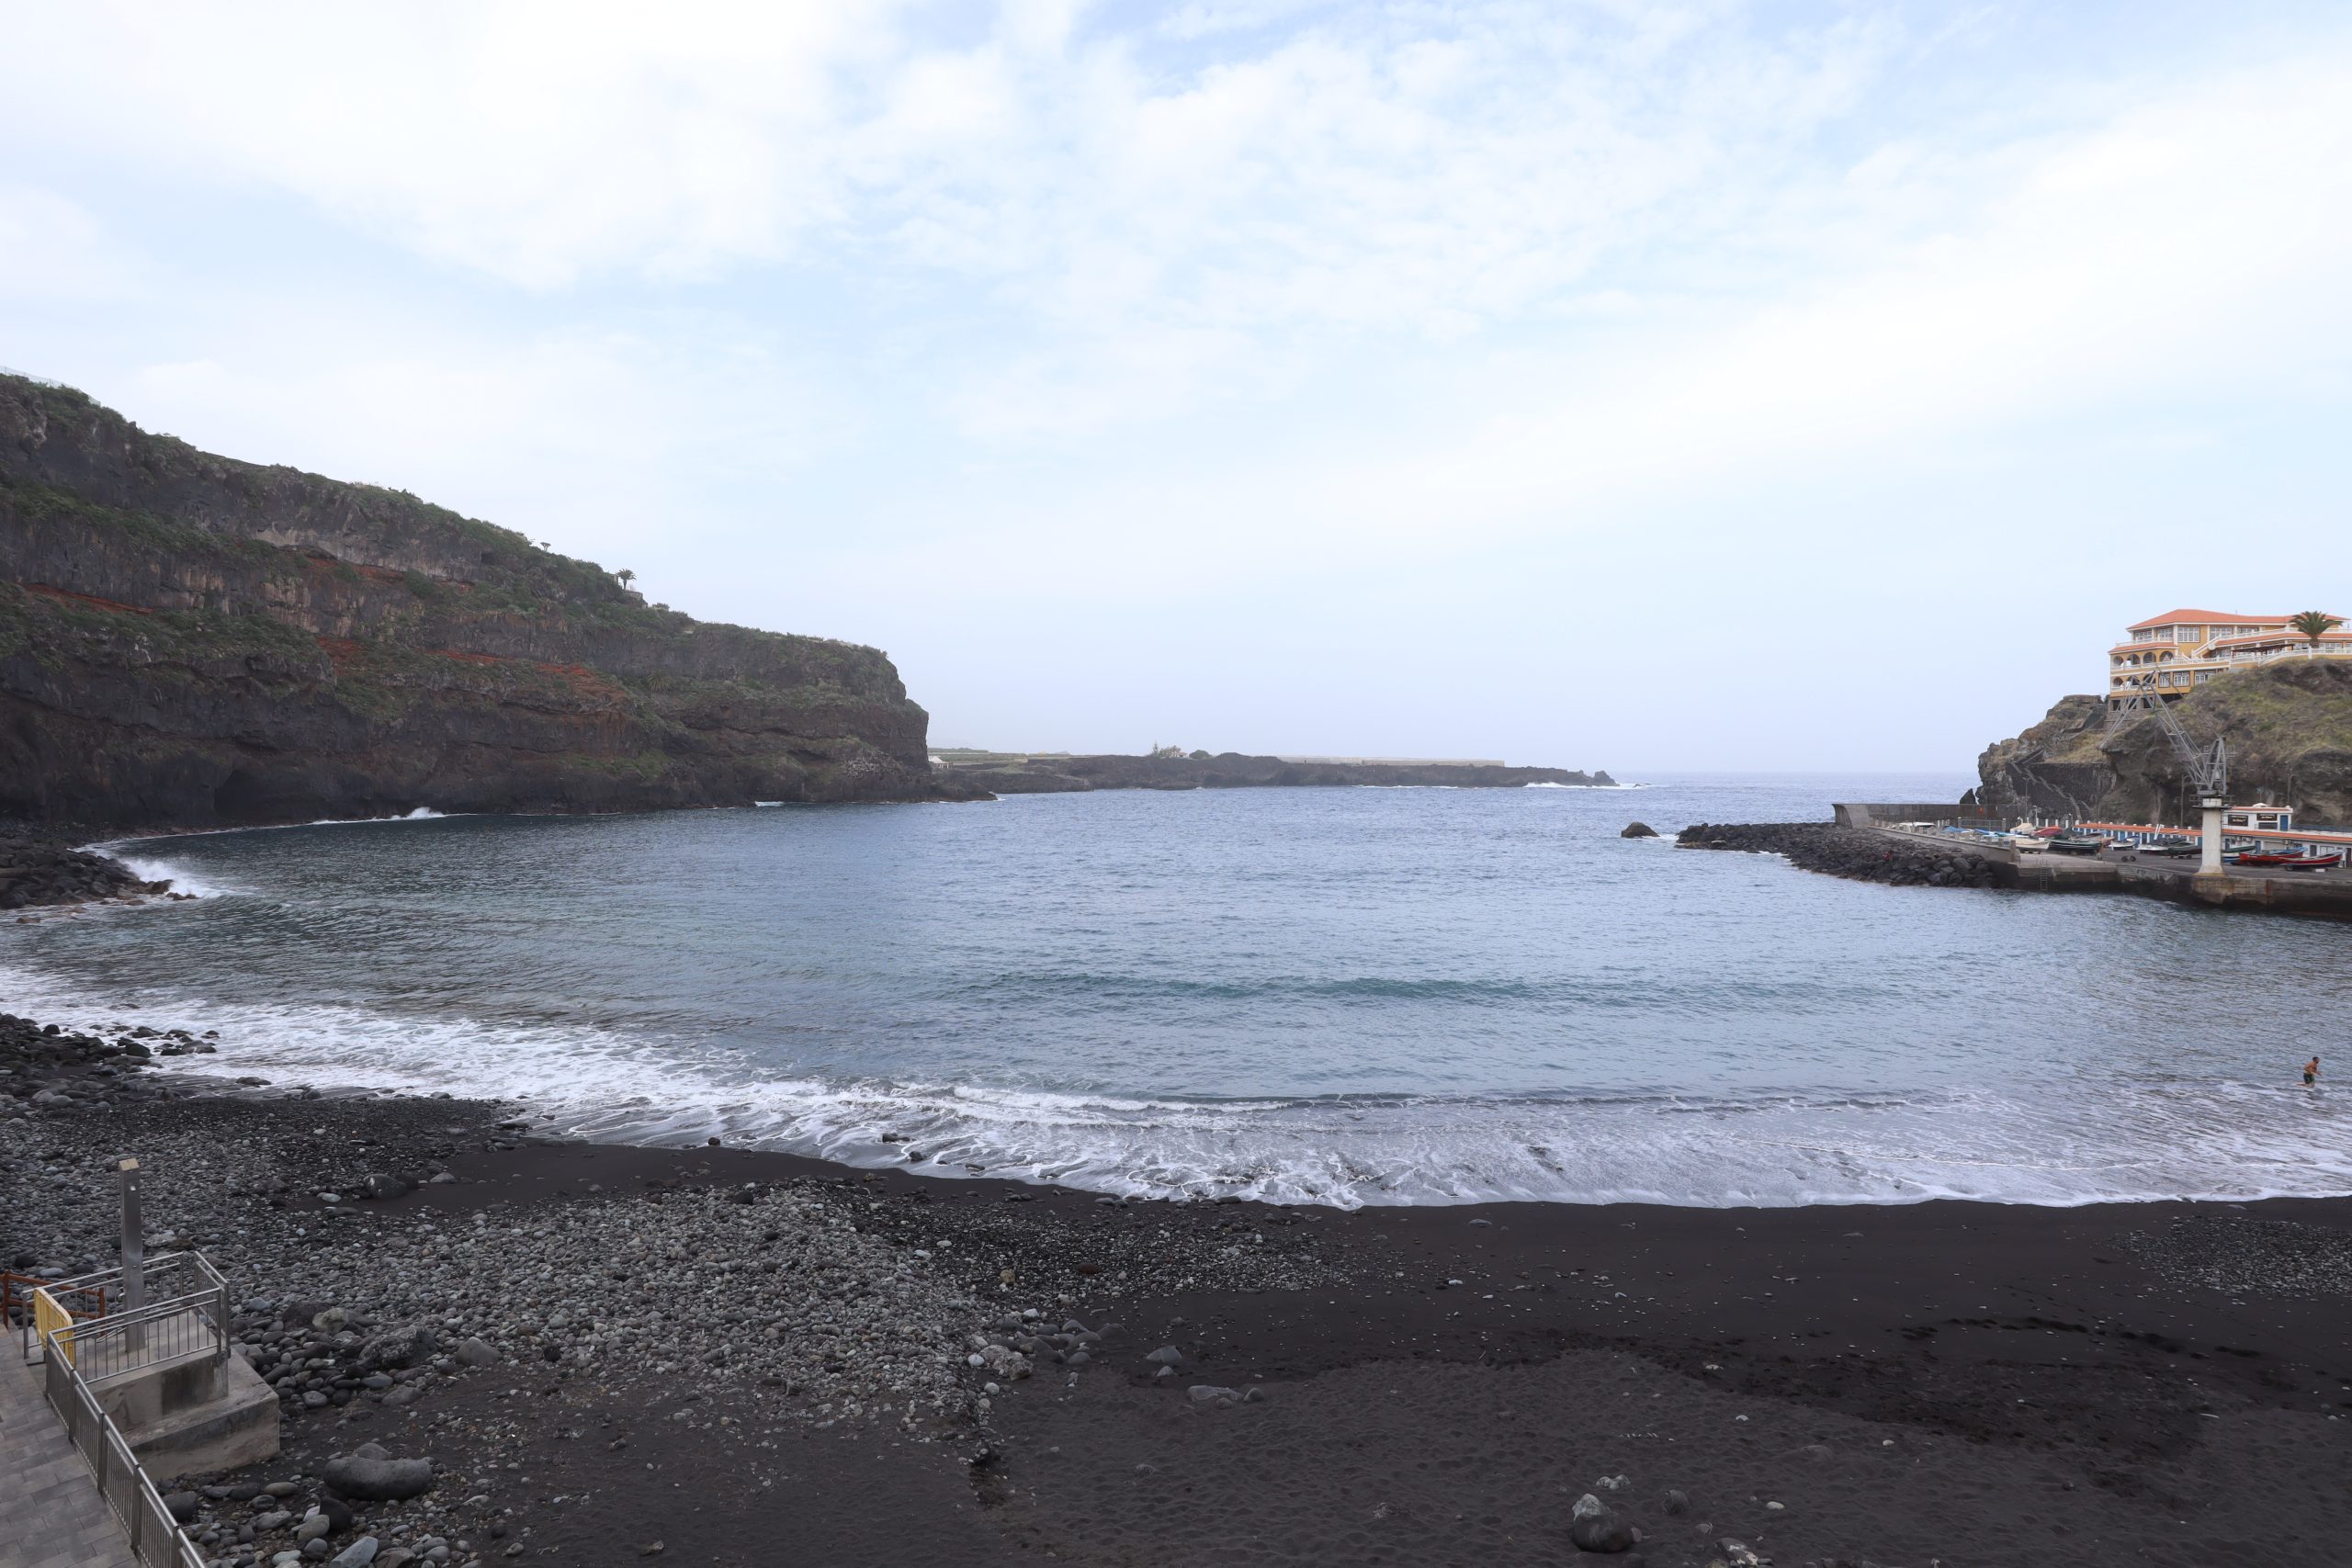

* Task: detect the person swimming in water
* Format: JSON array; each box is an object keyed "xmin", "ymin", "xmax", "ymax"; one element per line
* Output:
[{"xmin": 2306, "ymin": 1055, "xmax": 2321, "ymax": 1088}]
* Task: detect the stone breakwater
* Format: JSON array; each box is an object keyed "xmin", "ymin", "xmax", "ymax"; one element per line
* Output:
[{"xmin": 1676, "ymin": 821, "xmax": 2009, "ymax": 890}]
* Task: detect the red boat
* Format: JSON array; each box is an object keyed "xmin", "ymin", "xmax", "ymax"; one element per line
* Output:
[
  {"xmin": 2281, "ymin": 852, "xmax": 2345, "ymax": 871},
  {"xmin": 2226, "ymin": 851, "xmax": 2301, "ymax": 866}
]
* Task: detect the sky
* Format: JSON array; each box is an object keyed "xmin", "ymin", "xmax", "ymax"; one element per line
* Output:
[{"xmin": 4, "ymin": 1, "xmax": 2349, "ymax": 773}]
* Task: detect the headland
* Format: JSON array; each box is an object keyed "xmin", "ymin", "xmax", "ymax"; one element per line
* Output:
[
  {"xmin": 933, "ymin": 750, "xmax": 1613, "ymax": 793},
  {"xmin": 1674, "ymin": 605, "xmax": 2352, "ymax": 919},
  {"xmin": 1, "ymin": 372, "xmax": 974, "ymax": 829}
]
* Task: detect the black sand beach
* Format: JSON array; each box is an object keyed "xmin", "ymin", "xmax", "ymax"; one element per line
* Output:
[{"xmin": 7, "ymin": 1024, "xmax": 2352, "ymax": 1568}]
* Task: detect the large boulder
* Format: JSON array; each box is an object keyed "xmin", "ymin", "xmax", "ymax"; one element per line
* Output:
[
  {"xmin": 358, "ymin": 1325, "xmax": 437, "ymax": 1371},
  {"xmin": 1566, "ymin": 1493, "xmax": 1641, "ymax": 1553},
  {"xmin": 322, "ymin": 1454, "xmax": 435, "ymax": 1502}
]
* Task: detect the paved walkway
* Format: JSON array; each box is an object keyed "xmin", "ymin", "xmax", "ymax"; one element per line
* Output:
[{"xmin": 0, "ymin": 1351, "xmax": 136, "ymax": 1568}]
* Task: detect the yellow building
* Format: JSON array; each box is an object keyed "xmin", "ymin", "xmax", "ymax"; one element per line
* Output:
[{"xmin": 2107, "ymin": 608, "xmax": 2351, "ymax": 710}]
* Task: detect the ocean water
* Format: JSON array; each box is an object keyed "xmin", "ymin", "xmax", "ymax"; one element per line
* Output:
[{"xmin": 6, "ymin": 774, "xmax": 2350, "ymax": 1209}]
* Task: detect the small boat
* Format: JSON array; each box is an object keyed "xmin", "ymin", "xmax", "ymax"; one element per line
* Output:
[
  {"xmin": 2045, "ymin": 832, "xmax": 2108, "ymax": 855},
  {"xmin": 2009, "ymin": 831, "xmax": 2049, "ymax": 852},
  {"xmin": 2138, "ymin": 840, "xmax": 2199, "ymax": 857},
  {"xmin": 2226, "ymin": 851, "xmax": 2300, "ymax": 866},
  {"xmin": 2280, "ymin": 852, "xmax": 2345, "ymax": 871}
]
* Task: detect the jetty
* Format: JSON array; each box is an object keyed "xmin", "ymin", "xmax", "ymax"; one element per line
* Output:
[{"xmin": 1828, "ymin": 802, "xmax": 2352, "ymax": 918}]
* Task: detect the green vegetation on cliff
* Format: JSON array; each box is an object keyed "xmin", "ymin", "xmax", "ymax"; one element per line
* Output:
[{"xmin": 1980, "ymin": 660, "xmax": 2352, "ymax": 825}]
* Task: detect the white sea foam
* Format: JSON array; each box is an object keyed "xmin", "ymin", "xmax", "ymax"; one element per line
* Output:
[
  {"xmin": 107, "ymin": 854, "xmax": 239, "ymax": 900},
  {"xmin": 86, "ymin": 808, "xmax": 455, "ymax": 897},
  {"xmin": 2, "ymin": 956, "xmax": 2342, "ymax": 1210}
]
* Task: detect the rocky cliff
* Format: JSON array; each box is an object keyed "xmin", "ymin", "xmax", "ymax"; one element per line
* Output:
[
  {"xmin": 1978, "ymin": 661, "xmax": 2352, "ymax": 825},
  {"xmin": 0, "ymin": 373, "xmax": 964, "ymax": 827}
]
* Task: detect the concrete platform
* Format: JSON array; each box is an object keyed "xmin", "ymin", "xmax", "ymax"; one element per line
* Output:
[{"xmin": 106, "ymin": 1351, "xmax": 279, "ymax": 1479}]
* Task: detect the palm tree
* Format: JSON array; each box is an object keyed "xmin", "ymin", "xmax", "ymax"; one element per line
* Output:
[
  {"xmin": 616, "ymin": 569, "xmax": 636, "ymax": 587},
  {"xmin": 2290, "ymin": 610, "xmax": 2342, "ymax": 654}
]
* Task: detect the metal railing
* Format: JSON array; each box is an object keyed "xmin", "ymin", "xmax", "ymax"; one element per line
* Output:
[
  {"xmin": 42, "ymin": 1347, "xmax": 207, "ymax": 1567},
  {"xmin": 33, "ymin": 1252, "xmax": 228, "ymax": 1381},
  {"xmin": 6, "ymin": 1268, "xmax": 106, "ymax": 1362},
  {"xmin": 25, "ymin": 1254, "xmax": 223, "ymax": 1568}
]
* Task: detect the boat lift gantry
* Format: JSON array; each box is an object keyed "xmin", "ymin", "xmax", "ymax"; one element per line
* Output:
[{"xmin": 2107, "ymin": 672, "xmax": 2228, "ymax": 798}]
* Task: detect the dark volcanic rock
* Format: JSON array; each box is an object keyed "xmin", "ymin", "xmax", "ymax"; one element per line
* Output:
[
  {"xmin": 0, "ymin": 373, "xmax": 979, "ymax": 827},
  {"xmin": 1980, "ymin": 661, "xmax": 2352, "ymax": 825},
  {"xmin": 1677, "ymin": 822, "xmax": 2011, "ymax": 890},
  {"xmin": 322, "ymin": 1453, "xmax": 435, "ymax": 1502},
  {"xmin": 1621, "ymin": 821, "xmax": 1657, "ymax": 838},
  {"xmin": 0, "ymin": 823, "xmax": 155, "ymax": 908}
]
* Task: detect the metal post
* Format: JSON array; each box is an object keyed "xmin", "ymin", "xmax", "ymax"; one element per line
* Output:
[{"xmin": 118, "ymin": 1157, "xmax": 145, "ymax": 1362}]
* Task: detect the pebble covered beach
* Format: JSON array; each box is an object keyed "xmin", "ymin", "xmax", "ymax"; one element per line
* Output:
[{"xmin": 10, "ymin": 999, "xmax": 2352, "ymax": 1567}]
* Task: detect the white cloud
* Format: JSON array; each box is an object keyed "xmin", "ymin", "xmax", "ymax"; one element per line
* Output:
[
  {"xmin": 5, "ymin": 3, "xmax": 1887, "ymax": 319},
  {"xmin": 758, "ymin": 44, "xmax": 2352, "ymax": 607},
  {"xmin": 9, "ymin": 2, "xmax": 2352, "ymax": 764}
]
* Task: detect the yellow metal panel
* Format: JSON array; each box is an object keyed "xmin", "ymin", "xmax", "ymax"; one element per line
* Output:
[{"xmin": 33, "ymin": 1288, "xmax": 74, "ymax": 1364}]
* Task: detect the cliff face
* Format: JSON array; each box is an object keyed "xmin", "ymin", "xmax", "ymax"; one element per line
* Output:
[
  {"xmin": 0, "ymin": 374, "xmax": 960, "ymax": 827},
  {"xmin": 1978, "ymin": 663, "xmax": 2352, "ymax": 825},
  {"xmin": 1974, "ymin": 694, "xmax": 2114, "ymax": 818}
]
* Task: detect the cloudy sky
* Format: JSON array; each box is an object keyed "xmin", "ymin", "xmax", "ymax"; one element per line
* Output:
[{"xmin": 5, "ymin": 1, "xmax": 2348, "ymax": 771}]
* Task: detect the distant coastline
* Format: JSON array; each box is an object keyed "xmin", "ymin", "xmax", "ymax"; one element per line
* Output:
[{"xmin": 933, "ymin": 750, "xmax": 1613, "ymax": 794}]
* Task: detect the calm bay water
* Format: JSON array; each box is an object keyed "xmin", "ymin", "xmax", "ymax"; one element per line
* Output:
[{"xmin": 6, "ymin": 774, "xmax": 2349, "ymax": 1207}]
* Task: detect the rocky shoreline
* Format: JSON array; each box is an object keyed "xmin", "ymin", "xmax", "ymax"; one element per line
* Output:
[
  {"xmin": 0, "ymin": 820, "xmax": 180, "ymax": 909},
  {"xmin": 1675, "ymin": 821, "xmax": 2009, "ymax": 889},
  {"xmin": 8, "ymin": 993, "xmax": 2352, "ymax": 1565}
]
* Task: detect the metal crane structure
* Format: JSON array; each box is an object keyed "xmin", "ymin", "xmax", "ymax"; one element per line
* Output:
[{"xmin": 2107, "ymin": 673, "xmax": 2228, "ymax": 799}]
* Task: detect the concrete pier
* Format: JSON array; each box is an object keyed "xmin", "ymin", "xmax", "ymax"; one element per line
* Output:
[{"xmin": 1868, "ymin": 826, "xmax": 2352, "ymax": 919}]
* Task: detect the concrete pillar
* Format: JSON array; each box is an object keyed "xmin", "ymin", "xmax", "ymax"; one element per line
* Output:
[
  {"xmin": 119, "ymin": 1155, "xmax": 150, "ymax": 1373},
  {"xmin": 2199, "ymin": 797, "xmax": 2227, "ymax": 875}
]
